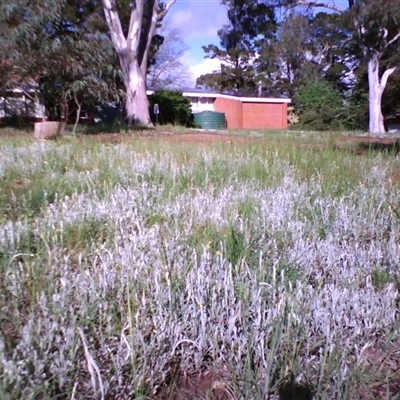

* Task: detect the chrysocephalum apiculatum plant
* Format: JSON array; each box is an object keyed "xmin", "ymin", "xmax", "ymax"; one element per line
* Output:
[{"xmin": 0, "ymin": 131, "xmax": 399, "ymax": 399}]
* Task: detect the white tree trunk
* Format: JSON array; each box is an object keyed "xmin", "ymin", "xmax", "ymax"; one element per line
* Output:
[
  {"xmin": 101, "ymin": 0, "xmax": 175, "ymax": 127},
  {"xmin": 123, "ymin": 59, "xmax": 151, "ymax": 126},
  {"xmin": 368, "ymin": 56, "xmax": 385, "ymax": 135},
  {"xmin": 72, "ymin": 93, "xmax": 81, "ymax": 136},
  {"xmin": 368, "ymin": 55, "xmax": 397, "ymax": 135}
]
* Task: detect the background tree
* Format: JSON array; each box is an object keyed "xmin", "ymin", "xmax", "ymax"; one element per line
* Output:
[
  {"xmin": 251, "ymin": 11, "xmax": 320, "ymax": 97},
  {"xmin": 0, "ymin": 0, "xmax": 64, "ymax": 103},
  {"xmin": 196, "ymin": 44, "xmax": 258, "ymax": 94},
  {"xmin": 39, "ymin": 33, "xmax": 122, "ymax": 131},
  {"xmin": 0, "ymin": 0, "xmax": 122, "ymax": 126},
  {"xmin": 381, "ymin": 42, "xmax": 400, "ymax": 116},
  {"xmin": 198, "ymin": 0, "xmax": 400, "ymax": 132},
  {"xmin": 294, "ymin": 80, "xmax": 346, "ymax": 130},
  {"xmin": 100, "ymin": 0, "xmax": 176, "ymax": 127},
  {"xmin": 196, "ymin": 0, "xmax": 278, "ymax": 95},
  {"xmin": 276, "ymin": 0, "xmax": 400, "ymax": 134},
  {"xmin": 196, "ymin": 2, "xmax": 348, "ymax": 98},
  {"xmin": 147, "ymin": 25, "xmax": 192, "ymax": 90},
  {"xmin": 0, "ymin": 0, "xmax": 172, "ymax": 129},
  {"xmin": 267, "ymin": 11, "xmax": 352, "ymax": 97}
]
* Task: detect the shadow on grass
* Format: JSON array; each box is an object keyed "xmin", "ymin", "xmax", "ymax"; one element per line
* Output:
[
  {"xmin": 354, "ymin": 139, "xmax": 400, "ymax": 155},
  {"xmin": 279, "ymin": 378, "xmax": 314, "ymax": 400},
  {"xmin": 332, "ymin": 138, "xmax": 400, "ymax": 156}
]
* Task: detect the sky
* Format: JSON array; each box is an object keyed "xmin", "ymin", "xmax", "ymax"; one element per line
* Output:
[{"xmin": 165, "ymin": 0, "xmax": 228, "ymax": 86}]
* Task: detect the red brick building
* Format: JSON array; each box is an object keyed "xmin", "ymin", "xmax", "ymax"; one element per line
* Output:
[{"xmin": 183, "ymin": 91, "xmax": 291, "ymax": 130}]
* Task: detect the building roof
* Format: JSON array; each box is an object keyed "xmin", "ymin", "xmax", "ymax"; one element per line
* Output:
[
  {"xmin": 181, "ymin": 91, "xmax": 291, "ymax": 104},
  {"xmin": 146, "ymin": 88, "xmax": 291, "ymax": 104}
]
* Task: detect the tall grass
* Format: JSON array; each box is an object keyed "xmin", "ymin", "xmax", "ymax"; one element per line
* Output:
[{"xmin": 0, "ymin": 133, "xmax": 399, "ymax": 399}]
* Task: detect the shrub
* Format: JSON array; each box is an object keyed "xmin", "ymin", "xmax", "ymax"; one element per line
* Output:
[
  {"xmin": 148, "ymin": 90, "xmax": 195, "ymax": 127},
  {"xmin": 294, "ymin": 80, "xmax": 346, "ymax": 131}
]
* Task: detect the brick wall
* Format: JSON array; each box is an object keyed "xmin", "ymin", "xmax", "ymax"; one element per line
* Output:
[
  {"xmin": 242, "ymin": 102, "xmax": 287, "ymax": 130},
  {"xmin": 214, "ymin": 97, "xmax": 288, "ymax": 130},
  {"xmin": 214, "ymin": 97, "xmax": 242, "ymax": 129}
]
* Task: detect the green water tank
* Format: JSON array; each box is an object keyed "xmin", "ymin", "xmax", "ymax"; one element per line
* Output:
[{"xmin": 193, "ymin": 111, "xmax": 226, "ymax": 129}]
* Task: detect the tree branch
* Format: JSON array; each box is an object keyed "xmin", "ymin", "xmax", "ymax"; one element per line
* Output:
[
  {"xmin": 140, "ymin": 0, "xmax": 176, "ymax": 75},
  {"xmin": 127, "ymin": 0, "xmax": 144, "ymax": 52},
  {"xmin": 100, "ymin": 0, "xmax": 126, "ymax": 52},
  {"xmin": 378, "ymin": 29, "xmax": 400, "ymax": 52},
  {"xmin": 140, "ymin": 0, "xmax": 158, "ymax": 75},
  {"xmin": 158, "ymin": 0, "xmax": 176, "ymax": 21},
  {"xmin": 387, "ymin": 30, "xmax": 400, "ymax": 47},
  {"xmin": 380, "ymin": 67, "xmax": 398, "ymax": 95},
  {"xmin": 284, "ymin": 0, "xmax": 343, "ymax": 13}
]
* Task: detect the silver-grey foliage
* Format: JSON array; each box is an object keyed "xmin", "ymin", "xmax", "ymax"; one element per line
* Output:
[{"xmin": 0, "ymin": 141, "xmax": 399, "ymax": 399}]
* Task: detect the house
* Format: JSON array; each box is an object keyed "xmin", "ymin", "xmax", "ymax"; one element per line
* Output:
[
  {"xmin": 0, "ymin": 85, "xmax": 46, "ymax": 121},
  {"xmin": 147, "ymin": 89, "xmax": 291, "ymax": 130},
  {"xmin": 183, "ymin": 89, "xmax": 291, "ymax": 130},
  {"xmin": 1, "ymin": 85, "xmax": 290, "ymax": 129}
]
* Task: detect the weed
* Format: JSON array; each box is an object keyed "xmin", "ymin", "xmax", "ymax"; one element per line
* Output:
[{"xmin": 371, "ymin": 269, "xmax": 395, "ymax": 290}]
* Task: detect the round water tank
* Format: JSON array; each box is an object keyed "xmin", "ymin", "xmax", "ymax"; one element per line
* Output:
[{"xmin": 193, "ymin": 111, "xmax": 226, "ymax": 129}]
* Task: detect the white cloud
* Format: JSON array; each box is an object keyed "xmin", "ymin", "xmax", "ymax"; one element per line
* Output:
[
  {"xmin": 188, "ymin": 57, "xmax": 226, "ymax": 86},
  {"xmin": 163, "ymin": 2, "xmax": 228, "ymax": 86}
]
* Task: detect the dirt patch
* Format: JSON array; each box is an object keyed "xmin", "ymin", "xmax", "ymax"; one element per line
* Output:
[
  {"xmin": 77, "ymin": 132, "xmax": 124, "ymax": 144},
  {"xmin": 76, "ymin": 131, "xmax": 400, "ymax": 149},
  {"xmin": 144, "ymin": 132, "xmax": 263, "ymax": 145},
  {"xmin": 155, "ymin": 367, "xmax": 237, "ymax": 400},
  {"xmin": 2, "ymin": 127, "xmax": 400, "ymax": 151},
  {"xmin": 72, "ymin": 131, "xmax": 265, "ymax": 146},
  {"xmin": 334, "ymin": 136, "xmax": 399, "ymax": 144},
  {"xmin": 357, "ymin": 341, "xmax": 400, "ymax": 399}
]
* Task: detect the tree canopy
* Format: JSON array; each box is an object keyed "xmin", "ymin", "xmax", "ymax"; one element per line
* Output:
[
  {"xmin": 0, "ymin": 0, "xmax": 179, "ymax": 127},
  {"xmin": 197, "ymin": 0, "xmax": 400, "ymax": 133},
  {"xmin": 1, "ymin": 0, "xmax": 400, "ymax": 133},
  {"xmin": 147, "ymin": 25, "xmax": 192, "ymax": 90},
  {"xmin": 0, "ymin": 0, "xmax": 123, "ymax": 123}
]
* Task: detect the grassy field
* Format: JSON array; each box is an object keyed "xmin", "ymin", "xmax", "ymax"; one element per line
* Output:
[{"xmin": 0, "ymin": 130, "xmax": 400, "ymax": 399}]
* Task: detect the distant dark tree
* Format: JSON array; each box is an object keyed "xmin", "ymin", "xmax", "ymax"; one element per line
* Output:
[
  {"xmin": 294, "ymin": 80, "xmax": 346, "ymax": 130},
  {"xmin": 196, "ymin": 0, "xmax": 278, "ymax": 95},
  {"xmin": 265, "ymin": 11, "xmax": 353, "ymax": 97},
  {"xmin": 196, "ymin": 72, "xmax": 226, "ymax": 92}
]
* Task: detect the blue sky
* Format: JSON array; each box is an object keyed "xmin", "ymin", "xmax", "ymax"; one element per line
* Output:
[{"xmin": 165, "ymin": 0, "xmax": 228, "ymax": 84}]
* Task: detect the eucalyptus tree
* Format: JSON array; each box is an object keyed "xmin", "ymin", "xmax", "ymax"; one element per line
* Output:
[
  {"xmin": 0, "ymin": 0, "xmax": 63, "ymax": 96},
  {"xmin": 39, "ymin": 31, "xmax": 122, "ymax": 126},
  {"xmin": 0, "ymin": 0, "xmax": 122, "ymax": 124},
  {"xmin": 271, "ymin": 11, "xmax": 353, "ymax": 97},
  {"xmin": 100, "ymin": 0, "xmax": 176, "ymax": 126},
  {"xmin": 196, "ymin": 0, "xmax": 278, "ymax": 95},
  {"xmin": 277, "ymin": 0, "xmax": 400, "ymax": 134},
  {"xmin": 196, "ymin": 1, "xmax": 344, "ymax": 97}
]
